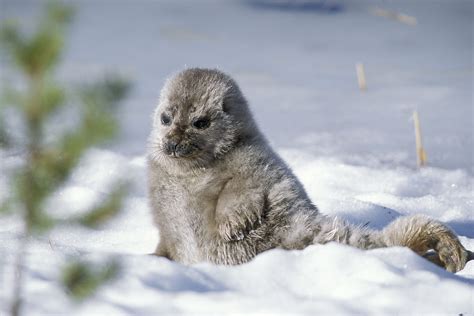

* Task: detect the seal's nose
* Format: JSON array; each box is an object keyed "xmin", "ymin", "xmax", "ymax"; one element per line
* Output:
[{"xmin": 166, "ymin": 140, "xmax": 178, "ymax": 155}]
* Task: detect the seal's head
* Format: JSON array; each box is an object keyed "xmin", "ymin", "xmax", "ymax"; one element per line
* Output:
[{"xmin": 148, "ymin": 68, "xmax": 257, "ymax": 170}]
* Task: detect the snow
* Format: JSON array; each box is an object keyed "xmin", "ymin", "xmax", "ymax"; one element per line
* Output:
[{"xmin": 1, "ymin": 0, "xmax": 473, "ymax": 315}]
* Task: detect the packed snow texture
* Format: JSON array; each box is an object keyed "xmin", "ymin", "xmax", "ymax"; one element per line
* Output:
[{"xmin": 1, "ymin": 0, "xmax": 473, "ymax": 315}]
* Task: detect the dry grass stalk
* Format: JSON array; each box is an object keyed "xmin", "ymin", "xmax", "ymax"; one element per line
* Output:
[
  {"xmin": 413, "ymin": 110, "xmax": 427, "ymax": 167},
  {"xmin": 370, "ymin": 7, "xmax": 417, "ymax": 26},
  {"xmin": 356, "ymin": 63, "xmax": 367, "ymax": 91}
]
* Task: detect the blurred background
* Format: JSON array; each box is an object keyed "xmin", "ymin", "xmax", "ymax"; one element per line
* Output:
[{"xmin": 1, "ymin": 0, "xmax": 472, "ymax": 171}]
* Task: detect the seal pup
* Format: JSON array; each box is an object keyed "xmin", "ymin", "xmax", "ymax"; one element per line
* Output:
[{"xmin": 147, "ymin": 68, "xmax": 471, "ymax": 272}]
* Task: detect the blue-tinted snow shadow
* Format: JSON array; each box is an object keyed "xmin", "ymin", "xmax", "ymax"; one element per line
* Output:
[
  {"xmin": 140, "ymin": 263, "xmax": 227, "ymax": 293},
  {"xmin": 245, "ymin": 0, "xmax": 344, "ymax": 14},
  {"xmin": 336, "ymin": 201, "xmax": 402, "ymax": 230},
  {"xmin": 446, "ymin": 220, "xmax": 474, "ymax": 239},
  {"xmin": 338, "ymin": 202, "xmax": 474, "ymax": 240}
]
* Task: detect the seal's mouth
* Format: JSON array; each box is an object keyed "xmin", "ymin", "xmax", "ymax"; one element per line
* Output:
[
  {"xmin": 163, "ymin": 141, "xmax": 200, "ymax": 159},
  {"xmin": 167, "ymin": 151, "xmax": 195, "ymax": 159}
]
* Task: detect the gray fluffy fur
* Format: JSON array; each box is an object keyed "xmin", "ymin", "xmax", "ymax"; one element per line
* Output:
[{"xmin": 147, "ymin": 68, "xmax": 471, "ymax": 272}]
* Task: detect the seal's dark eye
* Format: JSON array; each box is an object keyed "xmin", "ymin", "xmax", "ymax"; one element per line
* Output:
[
  {"xmin": 161, "ymin": 113, "xmax": 171, "ymax": 126},
  {"xmin": 192, "ymin": 118, "xmax": 210, "ymax": 130}
]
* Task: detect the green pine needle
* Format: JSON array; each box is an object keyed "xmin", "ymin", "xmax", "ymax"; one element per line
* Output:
[
  {"xmin": 62, "ymin": 259, "xmax": 120, "ymax": 301},
  {"xmin": 79, "ymin": 185, "xmax": 127, "ymax": 229}
]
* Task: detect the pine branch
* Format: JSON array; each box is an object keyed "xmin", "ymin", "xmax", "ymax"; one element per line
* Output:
[
  {"xmin": 79, "ymin": 185, "xmax": 127, "ymax": 229},
  {"xmin": 0, "ymin": 2, "xmax": 131, "ymax": 314},
  {"xmin": 62, "ymin": 259, "xmax": 120, "ymax": 301}
]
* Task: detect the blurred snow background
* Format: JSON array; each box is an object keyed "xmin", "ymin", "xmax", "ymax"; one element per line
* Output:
[{"xmin": 1, "ymin": 0, "xmax": 473, "ymax": 315}]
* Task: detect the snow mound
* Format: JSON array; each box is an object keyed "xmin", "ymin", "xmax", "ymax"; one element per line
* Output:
[{"xmin": 1, "ymin": 148, "xmax": 473, "ymax": 315}]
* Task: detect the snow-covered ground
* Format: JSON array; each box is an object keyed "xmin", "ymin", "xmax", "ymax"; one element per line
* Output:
[{"xmin": 1, "ymin": 0, "xmax": 473, "ymax": 315}]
